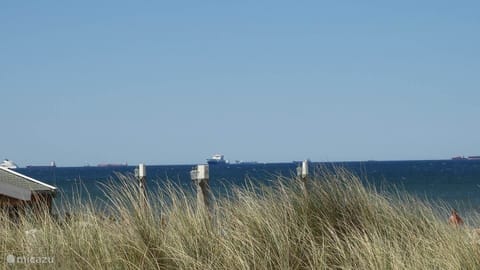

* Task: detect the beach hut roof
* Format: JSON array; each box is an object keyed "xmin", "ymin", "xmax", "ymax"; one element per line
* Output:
[{"xmin": 0, "ymin": 167, "xmax": 57, "ymax": 201}]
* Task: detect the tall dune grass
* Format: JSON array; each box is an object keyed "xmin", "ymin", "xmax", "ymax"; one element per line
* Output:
[{"xmin": 2, "ymin": 168, "xmax": 480, "ymax": 269}]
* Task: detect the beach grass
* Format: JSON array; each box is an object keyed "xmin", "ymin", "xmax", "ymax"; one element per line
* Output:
[{"xmin": 2, "ymin": 168, "xmax": 480, "ymax": 269}]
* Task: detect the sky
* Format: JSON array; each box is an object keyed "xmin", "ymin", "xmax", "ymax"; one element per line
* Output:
[{"xmin": 1, "ymin": 1, "xmax": 479, "ymax": 166}]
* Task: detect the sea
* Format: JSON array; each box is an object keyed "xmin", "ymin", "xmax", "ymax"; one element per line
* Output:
[{"xmin": 15, "ymin": 160, "xmax": 480, "ymax": 219}]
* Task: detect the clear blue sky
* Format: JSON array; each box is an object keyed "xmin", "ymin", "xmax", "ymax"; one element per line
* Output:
[{"xmin": 1, "ymin": 1, "xmax": 479, "ymax": 166}]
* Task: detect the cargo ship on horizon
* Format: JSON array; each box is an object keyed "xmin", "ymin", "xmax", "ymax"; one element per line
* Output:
[
  {"xmin": 97, "ymin": 162, "xmax": 129, "ymax": 167},
  {"xmin": 452, "ymin": 156, "xmax": 480, "ymax": 160},
  {"xmin": 207, "ymin": 154, "xmax": 260, "ymax": 165},
  {"xmin": 207, "ymin": 154, "xmax": 228, "ymax": 165},
  {"xmin": 26, "ymin": 161, "xmax": 56, "ymax": 169}
]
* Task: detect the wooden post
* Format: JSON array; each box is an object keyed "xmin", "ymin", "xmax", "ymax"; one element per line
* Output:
[
  {"xmin": 297, "ymin": 160, "xmax": 309, "ymax": 197},
  {"xmin": 136, "ymin": 163, "xmax": 147, "ymax": 205},
  {"xmin": 190, "ymin": 164, "xmax": 210, "ymax": 213}
]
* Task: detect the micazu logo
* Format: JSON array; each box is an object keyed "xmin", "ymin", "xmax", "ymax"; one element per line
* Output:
[{"xmin": 6, "ymin": 254, "xmax": 54, "ymax": 264}]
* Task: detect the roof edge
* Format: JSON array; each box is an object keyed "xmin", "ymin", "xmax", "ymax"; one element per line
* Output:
[{"xmin": 0, "ymin": 167, "xmax": 57, "ymax": 191}]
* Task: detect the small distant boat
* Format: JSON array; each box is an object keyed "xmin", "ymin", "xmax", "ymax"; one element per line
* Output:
[
  {"xmin": 26, "ymin": 161, "xmax": 56, "ymax": 169},
  {"xmin": 1, "ymin": 159, "xmax": 18, "ymax": 169},
  {"xmin": 451, "ymin": 156, "xmax": 480, "ymax": 161},
  {"xmin": 207, "ymin": 154, "xmax": 227, "ymax": 165},
  {"xmin": 97, "ymin": 162, "xmax": 128, "ymax": 167},
  {"xmin": 234, "ymin": 160, "xmax": 258, "ymax": 165}
]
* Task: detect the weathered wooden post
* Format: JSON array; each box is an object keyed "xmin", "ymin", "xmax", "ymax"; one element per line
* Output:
[
  {"xmin": 296, "ymin": 160, "xmax": 309, "ymax": 196},
  {"xmin": 190, "ymin": 164, "xmax": 210, "ymax": 213},
  {"xmin": 135, "ymin": 163, "xmax": 147, "ymax": 204}
]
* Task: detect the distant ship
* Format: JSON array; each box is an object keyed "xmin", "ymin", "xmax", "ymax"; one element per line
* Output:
[
  {"xmin": 26, "ymin": 161, "xmax": 56, "ymax": 169},
  {"xmin": 0, "ymin": 159, "xmax": 18, "ymax": 169},
  {"xmin": 97, "ymin": 162, "xmax": 128, "ymax": 167},
  {"xmin": 452, "ymin": 156, "xmax": 480, "ymax": 160},
  {"xmin": 207, "ymin": 154, "xmax": 227, "ymax": 165},
  {"xmin": 234, "ymin": 160, "xmax": 259, "ymax": 165}
]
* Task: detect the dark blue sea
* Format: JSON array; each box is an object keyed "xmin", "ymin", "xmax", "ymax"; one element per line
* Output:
[{"xmin": 15, "ymin": 160, "xmax": 480, "ymax": 217}]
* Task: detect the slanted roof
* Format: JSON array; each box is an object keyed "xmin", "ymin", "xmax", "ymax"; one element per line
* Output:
[{"xmin": 0, "ymin": 167, "xmax": 57, "ymax": 201}]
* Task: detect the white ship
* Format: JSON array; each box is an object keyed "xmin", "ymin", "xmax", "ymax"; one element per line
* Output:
[
  {"xmin": 1, "ymin": 159, "xmax": 18, "ymax": 169},
  {"xmin": 207, "ymin": 154, "xmax": 228, "ymax": 165},
  {"xmin": 26, "ymin": 161, "xmax": 57, "ymax": 169}
]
